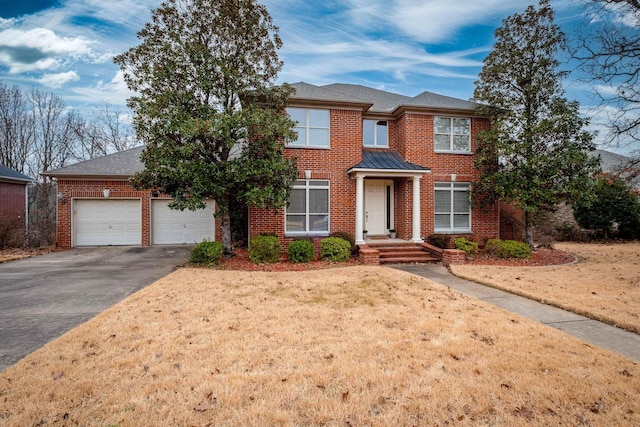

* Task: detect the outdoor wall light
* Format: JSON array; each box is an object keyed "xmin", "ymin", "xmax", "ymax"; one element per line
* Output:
[
  {"xmin": 305, "ymin": 170, "xmax": 312, "ymax": 179},
  {"xmin": 57, "ymin": 193, "xmax": 66, "ymax": 205},
  {"xmin": 103, "ymin": 189, "xmax": 110, "ymax": 198},
  {"xmin": 451, "ymin": 173, "xmax": 457, "ymax": 182}
]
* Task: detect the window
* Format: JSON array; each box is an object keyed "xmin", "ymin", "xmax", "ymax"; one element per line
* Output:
[
  {"xmin": 434, "ymin": 117, "xmax": 471, "ymax": 152},
  {"xmin": 363, "ymin": 119, "xmax": 388, "ymax": 147},
  {"xmin": 286, "ymin": 108, "xmax": 330, "ymax": 148},
  {"xmin": 434, "ymin": 182, "xmax": 471, "ymax": 232},
  {"xmin": 286, "ymin": 180, "xmax": 330, "ymax": 234}
]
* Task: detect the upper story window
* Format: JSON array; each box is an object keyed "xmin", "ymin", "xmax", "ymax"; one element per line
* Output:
[
  {"xmin": 363, "ymin": 119, "xmax": 388, "ymax": 147},
  {"xmin": 286, "ymin": 108, "xmax": 330, "ymax": 148},
  {"xmin": 434, "ymin": 117, "xmax": 471, "ymax": 153}
]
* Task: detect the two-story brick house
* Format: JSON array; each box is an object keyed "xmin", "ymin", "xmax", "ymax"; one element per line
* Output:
[
  {"xmin": 44, "ymin": 82, "xmax": 499, "ymax": 255},
  {"xmin": 252, "ymin": 83, "xmax": 499, "ymax": 248}
]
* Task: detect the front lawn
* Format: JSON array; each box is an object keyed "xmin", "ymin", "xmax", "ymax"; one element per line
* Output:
[
  {"xmin": 451, "ymin": 242, "xmax": 640, "ymax": 333},
  {"xmin": 1, "ymin": 266, "xmax": 638, "ymax": 426}
]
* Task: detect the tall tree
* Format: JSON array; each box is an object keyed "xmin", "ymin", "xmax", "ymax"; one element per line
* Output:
[
  {"xmin": 114, "ymin": 0, "xmax": 297, "ymax": 254},
  {"xmin": 0, "ymin": 83, "xmax": 33, "ymax": 173},
  {"xmin": 574, "ymin": 1, "xmax": 639, "ymax": 146},
  {"xmin": 472, "ymin": 0, "xmax": 599, "ymax": 249}
]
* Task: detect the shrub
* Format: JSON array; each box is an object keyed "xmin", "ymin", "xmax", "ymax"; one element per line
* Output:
[
  {"xmin": 454, "ymin": 237, "xmax": 478, "ymax": 255},
  {"xmin": 249, "ymin": 235, "xmax": 281, "ymax": 264},
  {"xmin": 573, "ymin": 174, "xmax": 640, "ymax": 239},
  {"xmin": 320, "ymin": 237, "xmax": 351, "ymax": 262},
  {"xmin": 287, "ymin": 239, "xmax": 315, "ymax": 263},
  {"xmin": 189, "ymin": 240, "xmax": 224, "ymax": 265},
  {"xmin": 486, "ymin": 238, "xmax": 531, "ymax": 259},
  {"xmin": 329, "ymin": 231, "xmax": 356, "ymax": 255},
  {"xmin": 426, "ymin": 234, "xmax": 453, "ymax": 249}
]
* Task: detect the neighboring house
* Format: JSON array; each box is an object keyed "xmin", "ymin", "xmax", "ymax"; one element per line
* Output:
[
  {"xmin": 0, "ymin": 165, "xmax": 32, "ymax": 247},
  {"xmin": 43, "ymin": 82, "xmax": 500, "ymax": 254},
  {"xmin": 0, "ymin": 165, "xmax": 32, "ymax": 227},
  {"xmin": 500, "ymin": 148, "xmax": 640, "ymax": 241}
]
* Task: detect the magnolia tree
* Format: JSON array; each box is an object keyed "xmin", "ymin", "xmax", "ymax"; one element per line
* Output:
[
  {"xmin": 114, "ymin": 0, "xmax": 298, "ymax": 254},
  {"xmin": 472, "ymin": 0, "xmax": 599, "ymax": 249}
]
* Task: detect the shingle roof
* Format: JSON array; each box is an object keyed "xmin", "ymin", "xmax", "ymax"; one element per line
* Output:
[
  {"xmin": 43, "ymin": 146, "xmax": 145, "ymax": 178},
  {"xmin": 0, "ymin": 165, "xmax": 33, "ymax": 183},
  {"xmin": 289, "ymin": 82, "xmax": 371, "ymax": 106},
  {"xmin": 289, "ymin": 82, "xmax": 477, "ymax": 114},
  {"xmin": 404, "ymin": 90, "xmax": 478, "ymax": 111},
  {"xmin": 348, "ymin": 150, "xmax": 430, "ymax": 172},
  {"xmin": 322, "ymin": 84, "xmax": 411, "ymax": 113}
]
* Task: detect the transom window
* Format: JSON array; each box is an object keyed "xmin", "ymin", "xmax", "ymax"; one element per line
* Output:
[
  {"xmin": 286, "ymin": 180, "xmax": 330, "ymax": 234},
  {"xmin": 434, "ymin": 182, "xmax": 471, "ymax": 232},
  {"xmin": 363, "ymin": 119, "xmax": 388, "ymax": 147},
  {"xmin": 434, "ymin": 117, "xmax": 471, "ymax": 152},
  {"xmin": 286, "ymin": 108, "xmax": 330, "ymax": 148}
]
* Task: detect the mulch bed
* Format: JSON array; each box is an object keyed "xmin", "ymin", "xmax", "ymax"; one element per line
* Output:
[
  {"xmin": 214, "ymin": 247, "xmax": 576, "ymax": 271},
  {"xmin": 464, "ymin": 248, "xmax": 576, "ymax": 266}
]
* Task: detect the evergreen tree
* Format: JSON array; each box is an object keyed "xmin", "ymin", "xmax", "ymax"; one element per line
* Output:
[
  {"xmin": 473, "ymin": 0, "xmax": 599, "ymax": 249},
  {"xmin": 114, "ymin": 0, "xmax": 297, "ymax": 254}
]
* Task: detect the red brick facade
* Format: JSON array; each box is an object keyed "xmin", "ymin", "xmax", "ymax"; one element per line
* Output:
[
  {"xmin": 250, "ymin": 107, "xmax": 499, "ymax": 247},
  {"xmin": 55, "ymin": 180, "xmax": 222, "ymax": 248},
  {"xmin": 52, "ymin": 85, "xmax": 500, "ymax": 250},
  {"xmin": 0, "ymin": 182, "xmax": 27, "ymax": 218}
]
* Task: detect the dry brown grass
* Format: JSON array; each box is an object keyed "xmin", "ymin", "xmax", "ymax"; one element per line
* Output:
[
  {"xmin": 452, "ymin": 242, "xmax": 640, "ymax": 334},
  {"xmin": 1, "ymin": 266, "xmax": 639, "ymax": 426}
]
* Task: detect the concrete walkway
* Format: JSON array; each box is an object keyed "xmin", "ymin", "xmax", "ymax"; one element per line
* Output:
[{"xmin": 392, "ymin": 264, "xmax": 640, "ymax": 363}]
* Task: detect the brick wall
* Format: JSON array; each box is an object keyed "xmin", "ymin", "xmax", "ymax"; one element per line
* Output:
[
  {"xmin": 56, "ymin": 179, "xmax": 222, "ymax": 248},
  {"xmin": 250, "ymin": 108, "xmax": 500, "ymax": 248},
  {"xmin": 0, "ymin": 182, "xmax": 27, "ymax": 217}
]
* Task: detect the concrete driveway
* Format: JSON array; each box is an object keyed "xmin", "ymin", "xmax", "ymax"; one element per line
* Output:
[{"xmin": 0, "ymin": 246, "xmax": 191, "ymax": 372}]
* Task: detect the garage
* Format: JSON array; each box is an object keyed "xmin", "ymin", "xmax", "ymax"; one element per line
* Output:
[
  {"xmin": 152, "ymin": 199, "xmax": 215, "ymax": 245},
  {"xmin": 74, "ymin": 199, "xmax": 142, "ymax": 246}
]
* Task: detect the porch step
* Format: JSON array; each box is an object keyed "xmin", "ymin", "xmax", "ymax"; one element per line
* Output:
[{"xmin": 365, "ymin": 242, "xmax": 442, "ymax": 265}]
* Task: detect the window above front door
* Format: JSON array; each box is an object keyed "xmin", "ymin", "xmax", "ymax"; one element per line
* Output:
[{"xmin": 363, "ymin": 120, "xmax": 388, "ymax": 147}]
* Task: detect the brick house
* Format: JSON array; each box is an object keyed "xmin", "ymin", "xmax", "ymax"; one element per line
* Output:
[
  {"xmin": 43, "ymin": 82, "xmax": 499, "ymax": 258},
  {"xmin": 0, "ymin": 165, "xmax": 32, "ymax": 246}
]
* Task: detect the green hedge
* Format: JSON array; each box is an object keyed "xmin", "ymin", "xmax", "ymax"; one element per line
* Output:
[
  {"xmin": 320, "ymin": 237, "xmax": 351, "ymax": 262},
  {"xmin": 249, "ymin": 235, "xmax": 281, "ymax": 264},
  {"xmin": 485, "ymin": 238, "xmax": 531, "ymax": 259},
  {"xmin": 287, "ymin": 239, "xmax": 315, "ymax": 263},
  {"xmin": 454, "ymin": 237, "xmax": 478, "ymax": 255},
  {"xmin": 189, "ymin": 240, "xmax": 225, "ymax": 265}
]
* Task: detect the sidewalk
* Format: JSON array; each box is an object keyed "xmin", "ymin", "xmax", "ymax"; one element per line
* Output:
[{"xmin": 391, "ymin": 264, "xmax": 640, "ymax": 363}]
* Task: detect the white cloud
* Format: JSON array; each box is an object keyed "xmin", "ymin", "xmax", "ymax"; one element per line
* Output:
[
  {"xmin": 39, "ymin": 70, "xmax": 80, "ymax": 88},
  {"xmin": 347, "ymin": 0, "xmax": 530, "ymax": 43},
  {"xmin": 69, "ymin": 70, "xmax": 132, "ymax": 106},
  {"xmin": 0, "ymin": 27, "xmax": 94, "ymax": 73}
]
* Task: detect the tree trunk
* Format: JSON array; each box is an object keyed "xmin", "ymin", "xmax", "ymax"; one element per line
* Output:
[
  {"xmin": 221, "ymin": 209, "xmax": 233, "ymax": 255},
  {"xmin": 524, "ymin": 210, "xmax": 535, "ymax": 251}
]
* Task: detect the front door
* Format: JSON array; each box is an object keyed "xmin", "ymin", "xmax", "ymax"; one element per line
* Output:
[{"xmin": 364, "ymin": 180, "xmax": 393, "ymax": 235}]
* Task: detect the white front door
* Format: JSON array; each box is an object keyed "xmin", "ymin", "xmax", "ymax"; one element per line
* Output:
[{"xmin": 365, "ymin": 180, "xmax": 393, "ymax": 235}]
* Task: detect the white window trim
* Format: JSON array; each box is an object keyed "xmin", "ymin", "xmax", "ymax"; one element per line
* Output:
[
  {"xmin": 363, "ymin": 119, "xmax": 389, "ymax": 148},
  {"xmin": 434, "ymin": 116, "xmax": 472, "ymax": 154},
  {"xmin": 287, "ymin": 108, "xmax": 330, "ymax": 149},
  {"xmin": 434, "ymin": 182, "xmax": 472, "ymax": 233},
  {"xmin": 285, "ymin": 179, "xmax": 330, "ymax": 236}
]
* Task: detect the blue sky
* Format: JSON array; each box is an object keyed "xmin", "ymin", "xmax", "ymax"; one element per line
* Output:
[{"xmin": 0, "ymin": 0, "xmax": 628, "ymax": 150}]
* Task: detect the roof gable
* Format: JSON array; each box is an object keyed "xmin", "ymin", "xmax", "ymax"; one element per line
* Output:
[
  {"xmin": 43, "ymin": 146, "xmax": 145, "ymax": 178},
  {"xmin": 289, "ymin": 82, "xmax": 477, "ymax": 115},
  {"xmin": 0, "ymin": 165, "xmax": 32, "ymax": 183}
]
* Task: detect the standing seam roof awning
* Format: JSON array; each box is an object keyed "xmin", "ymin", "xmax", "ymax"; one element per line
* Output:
[{"xmin": 347, "ymin": 150, "xmax": 430, "ymax": 174}]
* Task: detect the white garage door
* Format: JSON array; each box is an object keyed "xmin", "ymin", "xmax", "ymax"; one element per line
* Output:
[
  {"xmin": 74, "ymin": 199, "xmax": 141, "ymax": 246},
  {"xmin": 152, "ymin": 199, "xmax": 215, "ymax": 245}
]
